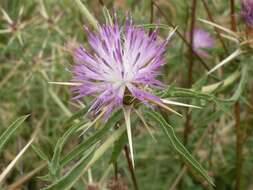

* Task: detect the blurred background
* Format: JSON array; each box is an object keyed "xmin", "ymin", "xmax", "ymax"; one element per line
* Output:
[{"xmin": 1, "ymin": 0, "xmax": 253, "ymax": 189}]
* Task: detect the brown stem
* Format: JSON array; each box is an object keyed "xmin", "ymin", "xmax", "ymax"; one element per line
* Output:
[
  {"xmin": 183, "ymin": 0, "xmax": 197, "ymax": 145},
  {"xmin": 230, "ymin": 0, "xmax": 237, "ymax": 31},
  {"xmin": 188, "ymin": 0, "xmax": 197, "ymax": 88},
  {"xmin": 201, "ymin": 0, "xmax": 228, "ymax": 54},
  {"xmin": 153, "ymin": 1, "xmax": 210, "ymax": 71},
  {"xmin": 98, "ymin": 0, "xmax": 104, "ymax": 6},
  {"xmin": 124, "ymin": 145, "xmax": 139, "ymax": 190},
  {"xmin": 229, "ymin": 1, "xmax": 242, "ymax": 189}
]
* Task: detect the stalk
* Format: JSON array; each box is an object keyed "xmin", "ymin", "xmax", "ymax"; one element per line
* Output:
[
  {"xmin": 183, "ymin": 0, "xmax": 197, "ymax": 145},
  {"xmin": 124, "ymin": 146, "xmax": 139, "ymax": 190},
  {"xmin": 229, "ymin": 1, "xmax": 242, "ymax": 189},
  {"xmin": 74, "ymin": 0, "xmax": 98, "ymax": 29},
  {"xmin": 230, "ymin": 0, "xmax": 237, "ymax": 31}
]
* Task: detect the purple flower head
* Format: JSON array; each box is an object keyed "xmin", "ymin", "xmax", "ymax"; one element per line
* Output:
[
  {"xmin": 241, "ymin": 0, "xmax": 253, "ymax": 26},
  {"xmin": 192, "ymin": 28, "xmax": 214, "ymax": 57},
  {"xmin": 71, "ymin": 16, "xmax": 174, "ymax": 117}
]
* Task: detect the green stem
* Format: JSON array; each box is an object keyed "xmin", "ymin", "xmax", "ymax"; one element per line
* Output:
[
  {"xmin": 74, "ymin": 0, "xmax": 98, "ymax": 30},
  {"xmin": 124, "ymin": 145, "xmax": 139, "ymax": 190}
]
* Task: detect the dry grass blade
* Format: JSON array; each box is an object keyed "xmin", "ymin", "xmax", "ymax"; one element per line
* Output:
[
  {"xmin": 161, "ymin": 99, "xmax": 201, "ymax": 109},
  {"xmin": 149, "ymin": 98, "xmax": 183, "ymax": 117},
  {"xmin": 0, "ymin": 62, "xmax": 22, "ymax": 89},
  {"xmin": 1, "ymin": 8, "xmax": 13, "ymax": 24},
  {"xmin": 220, "ymin": 33, "xmax": 240, "ymax": 43},
  {"xmin": 207, "ymin": 49, "xmax": 243, "ymax": 75},
  {"xmin": 7, "ymin": 162, "xmax": 47, "ymax": 190},
  {"xmin": 0, "ymin": 137, "xmax": 34, "ymax": 186},
  {"xmin": 48, "ymin": 81, "xmax": 82, "ymax": 86},
  {"xmin": 198, "ymin": 18, "xmax": 239, "ymax": 38}
]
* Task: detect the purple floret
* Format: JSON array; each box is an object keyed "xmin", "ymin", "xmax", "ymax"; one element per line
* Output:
[
  {"xmin": 241, "ymin": 0, "xmax": 253, "ymax": 27},
  {"xmin": 71, "ymin": 16, "xmax": 173, "ymax": 116},
  {"xmin": 193, "ymin": 29, "xmax": 214, "ymax": 57}
]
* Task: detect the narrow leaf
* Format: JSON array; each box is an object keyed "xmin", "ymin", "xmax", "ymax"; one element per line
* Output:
[
  {"xmin": 43, "ymin": 146, "xmax": 95, "ymax": 190},
  {"xmin": 31, "ymin": 145, "xmax": 49, "ymax": 161},
  {"xmin": 198, "ymin": 18, "xmax": 239, "ymax": 38},
  {"xmin": 0, "ymin": 137, "xmax": 34, "ymax": 185},
  {"xmin": 50, "ymin": 122, "xmax": 84, "ymax": 178},
  {"xmin": 44, "ymin": 127, "xmax": 126, "ymax": 190},
  {"xmin": 146, "ymin": 110, "xmax": 214, "ymax": 186},
  {"xmin": 60, "ymin": 110, "xmax": 122, "ymax": 166},
  {"xmin": 0, "ymin": 115, "xmax": 29, "ymax": 153},
  {"xmin": 229, "ymin": 63, "xmax": 248, "ymax": 101}
]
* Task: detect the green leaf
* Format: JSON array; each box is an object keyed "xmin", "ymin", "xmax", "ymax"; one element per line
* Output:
[
  {"xmin": 49, "ymin": 121, "xmax": 85, "ymax": 179},
  {"xmin": 157, "ymin": 86, "xmax": 231, "ymax": 116},
  {"xmin": 31, "ymin": 144, "xmax": 49, "ymax": 161},
  {"xmin": 229, "ymin": 63, "xmax": 248, "ymax": 101},
  {"xmin": 0, "ymin": 115, "xmax": 29, "ymax": 153},
  {"xmin": 64, "ymin": 103, "xmax": 90, "ymax": 125},
  {"xmin": 109, "ymin": 132, "xmax": 127, "ymax": 164},
  {"xmin": 60, "ymin": 110, "xmax": 122, "ymax": 167},
  {"xmin": 146, "ymin": 110, "xmax": 215, "ymax": 186},
  {"xmin": 43, "ymin": 146, "xmax": 95, "ymax": 190},
  {"xmin": 43, "ymin": 127, "xmax": 126, "ymax": 190},
  {"xmin": 157, "ymin": 86, "xmax": 216, "ymax": 101}
]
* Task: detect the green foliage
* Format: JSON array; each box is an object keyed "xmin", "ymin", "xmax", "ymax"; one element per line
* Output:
[
  {"xmin": 145, "ymin": 110, "xmax": 214, "ymax": 186},
  {"xmin": 0, "ymin": 115, "xmax": 29, "ymax": 152},
  {"xmin": 1, "ymin": 0, "xmax": 253, "ymax": 189}
]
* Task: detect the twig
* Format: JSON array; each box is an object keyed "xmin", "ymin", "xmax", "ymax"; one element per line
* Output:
[
  {"xmin": 230, "ymin": 0, "xmax": 237, "ymax": 31},
  {"xmin": 124, "ymin": 145, "xmax": 139, "ymax": 190},
  {"xmin": 183, "ymin": 0, "xmax": 197, "ymax": 145},
  {"xmin": 229, "ymin": 1, "xmax": 242, "ymax": 189}
]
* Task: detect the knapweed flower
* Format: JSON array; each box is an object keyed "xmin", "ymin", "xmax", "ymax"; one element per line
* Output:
[
  {"xmin": 241, "ymin": 0, "xmax": 253, "ymax": 27},
  {"xmin": 71, "ymin": 17, "xmax": 175, "ymax": 117},
  {"xmin": 192, "ymin": 28, "xmax": 213, "ymax": 57}
]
